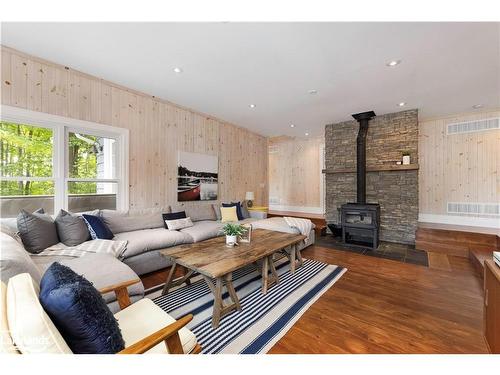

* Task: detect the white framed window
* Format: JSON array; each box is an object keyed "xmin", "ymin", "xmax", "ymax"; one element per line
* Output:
[{"xmin": 0, "ymin": 105, "xmax": 129, "ymax": 217}]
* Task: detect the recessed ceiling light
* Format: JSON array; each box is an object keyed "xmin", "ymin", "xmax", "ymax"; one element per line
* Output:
[
  {"xmin": 386, "ymin": 60, "xmax": 401, "ymax": 67},
  {"xmin": 472, "ymin": 104, "xmax": 483, "ymax": 109},
  {"xmin": 308, "ymin": 89, "xmax": 318, "ymax": 95},
  {"xmin": 290, "ymin": 124, "xmax": 295, "ymax": 128},
  {"xmin": 173, "ymin": 67, "xmax": 183, "ymax": 73},
  {"xmin": 305, "ymin": 132, "xmax": 309, "ymax": 136},
  {"xmin": 249, "ymin": 104, "xmax": 256, "ymax": 109},
  {"xmin": 398, "ymin": 102, "xmax": 406, "ymax": 107}
]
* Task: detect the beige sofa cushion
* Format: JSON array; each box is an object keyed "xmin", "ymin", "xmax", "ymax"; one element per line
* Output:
[
  {"xmin": 1, "ymin": 282, "xmax": 19, "ymax": 354},
  {"xmin": 113, "ymin": 228, "xmax": 193, "ymax": 258},
  {"xmin": 0, "ymin": 232, "xmax": 42, "ymax": 285},
  {"xmin": 7, "ymin": 273, "xmax": 72, "ymax": 354},
  {"xmin": 28, "ymin": 252, "xmax": 145, "ymax": 313},
  {"xmin": 180, "ymin": 220, "xmax": 224, "ymax": 243},
  {"xmin": 56, "ymin": 254, "xmax": 145, "ymax": 314},
  {"xmin": 101, "ymin": 207, "xmax": 169, "ymax": 234},
  {"xmin": 171, "ymin": 203, "xmax": 217, "ymax": 222},
  {"xmin": 115, "ymin": 298, "xmax": 197, "ymax": 354}
]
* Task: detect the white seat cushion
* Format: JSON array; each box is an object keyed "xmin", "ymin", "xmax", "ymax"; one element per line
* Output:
[
  {"xmin": 114, "ymin": 298, "xmax": 197, "ymax": 354},
  {"xmin": 7, "ymin": 273, "xmax": 72, "ymax": 354},
  {"xmin": 1, "ymin": 281, "xmax": 19, "ymax": 354}
]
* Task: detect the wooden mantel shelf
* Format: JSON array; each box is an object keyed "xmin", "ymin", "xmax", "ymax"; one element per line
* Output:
[{"xmin": 322, "ymin": 164, "xmax": 419, "ymax": 174}]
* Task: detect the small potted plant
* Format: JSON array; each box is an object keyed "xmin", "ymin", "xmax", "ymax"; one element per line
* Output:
[
  {"xmin": 221, "ymin": 223, "xmax": 247, "ymax": 246},
  {"xmin": 402, "ymin": 150, "xmax": 411, "ymax": 165}
]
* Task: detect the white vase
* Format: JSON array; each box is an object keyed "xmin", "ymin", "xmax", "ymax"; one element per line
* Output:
[
  {"xmin": 402, "ymin": 155, "xmax": 410, "ymax": 165},
  {"xmin": 226, "ymin": 235, "xmax": 237, "ymax": 245}
]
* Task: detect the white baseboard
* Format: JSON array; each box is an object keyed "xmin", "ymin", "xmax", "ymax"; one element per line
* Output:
[
  {"xmin": 418, "ymin": 213, "xmax": 500, "ymax": 229},
  {"xmin": 268, "ymin": 204, "xmax": 324, "ymax": 215}
]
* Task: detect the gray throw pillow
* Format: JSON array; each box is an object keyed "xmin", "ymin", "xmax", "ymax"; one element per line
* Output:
[
  {"xmin": 55, "ymin": 210, "xmax": 90, "ymax": 246},
  {"xmin": 212, "ymin": 204, "xmax": 222, "ymax": 220},
  {"xmin": 17, "ymin": 208, "xmax": 60, "ymax": 254},
  {"xmin": 241, "ymin": 201, "xmax": 251, "ymax": 219}
]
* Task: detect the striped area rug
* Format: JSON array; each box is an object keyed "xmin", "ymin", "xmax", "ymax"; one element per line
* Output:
[{"xmin": 148, "ymin": 257, "xmax": 346, "ymax": 354}]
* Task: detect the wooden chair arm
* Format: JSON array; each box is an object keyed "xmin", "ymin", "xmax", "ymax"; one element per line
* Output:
[
  {"xmin": 99, "ymin": 279, "xmax": 142, "ymax": 294},
  {"xmin": 118, "ymin": 314, "xmax": 194, "ymax": 354},
  {"xmin": 98, "ymin": 279, "xmax": 142, "ymax": 310}
]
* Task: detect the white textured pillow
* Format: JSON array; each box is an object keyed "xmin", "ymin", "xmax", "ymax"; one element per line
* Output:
[
  {"xmin": 165, "ymin": 217, "xmax": 194, "ymax": 231},
  {"xmin": 7, "ymin": 273, "xmax": 72, "ymax": 354}
]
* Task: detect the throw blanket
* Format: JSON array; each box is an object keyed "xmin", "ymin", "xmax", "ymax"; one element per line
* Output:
[
  {"xmin": 31, "ymin": 239, "xmax": 128, "ymax": 260},
  {"xmin": 284, "ymin": 217, "xmax": 313, "ymax": 241}
]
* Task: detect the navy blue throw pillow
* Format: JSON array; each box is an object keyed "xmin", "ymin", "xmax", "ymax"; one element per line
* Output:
[
  {"xmin": 162, "ymin": 211, "xmax": 187, "ymax": 228},
  {"xmin": 82, "ymin": 214, "xmax": 114, "ymax": 240},
  {"xmin": 39, "ymin": 262, "xmax": 125, "ymax": 354},
  {"xmin": 222, "ymin": 202, "xmax": 244, "ymax": 220}
]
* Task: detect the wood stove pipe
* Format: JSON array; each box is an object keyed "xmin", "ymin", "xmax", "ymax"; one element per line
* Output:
[{"xmin": 352, "ymin": 111, "xmax": 376, "ymax": 204}]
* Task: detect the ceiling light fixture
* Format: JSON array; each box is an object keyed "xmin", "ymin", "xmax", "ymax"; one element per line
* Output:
[
  {"xmin": 305, "ymin": 132, "xmax": 309, "ymax": 136},
  {"xmin": 249, "ymin": 104, "xmax": 256, "ymax": 109},
  {"xmin": 398, "ymin": 102, "xmax": 406, "ymax": 107},
  {"xmin": 290, "ymin": 124, "xmax": 295, "ymax": 128},
  {"xmin": 173, "ymin": 67, "xmax": 183, "ymax": 73},
  {"xmin": 386, "ymin": 60, "xmax": 401, "ymax": 67},
  {"xmin": 308, "ymin": 89, "xmax": 318, "ymax": 95},
  {"xmin": 472, "ymin": 104, "xmax": 483, "ymax": 109}
]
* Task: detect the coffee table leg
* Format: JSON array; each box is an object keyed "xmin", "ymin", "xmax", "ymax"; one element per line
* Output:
[
  {"xmin": 261, "ymin": 256, "xmax": 279, "ymax": 294},
  {"xmin": 262, "ymin": 256, "xmax": 269, "ymax": 294},
  {"xmin": 269, "ymin": 256, "xmax": 279, "ymax": 285},
  {"xmin": 213, "ymin": 278, "xmax": 223, "ymax": 328},
  {"xmin": 202, "ymin": 276, "xmax": 222, "ymax": 328},
  {"xmin": 225, "ymin": 273, "xmax": 241, "ymax": 310},
  {"xmin": 202, "ymin": 275, "xmax": 239, "ymax": 329},
  {"xmin": 296, "ymin": 246, "xmax": 304, "ymax": 268},
  {"xmin": 290, "ymin": 247, "xmax": 296, "ymax": 274},
  {"xmin": 183, "ymin": 266, "xmax": 192, "ymax": 285},
  {"xmin": 162, "ymin": 262, "xmax": 177, "ymax": 295}
]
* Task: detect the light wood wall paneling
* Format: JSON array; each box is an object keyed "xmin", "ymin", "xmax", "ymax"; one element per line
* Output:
[
  {"xmin": 418, "ymin": 110, "xmax": 500, "ymax": 217},
  {"xmin": 1, "ymin": 45, "xmax": 268, "ymax": 209},
  {"xmin": 11, "ymin": 53, "xmax": 27, "ymax": 108},
  {"xmin": 1, "ymin": 49, "xmax": 12, "ymax": 105},
  {"xmin": 268, "ymin": 136, "xmax": 324, "ymax": 209},
  {"xmin": 26, "ymin": 58, "xmax": 42, "ymax": 112}
]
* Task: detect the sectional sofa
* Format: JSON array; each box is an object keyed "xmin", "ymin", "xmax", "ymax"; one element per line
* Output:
[{"xmin": 0, "ymin": 203, "xmax": 315, "ymax": 313}]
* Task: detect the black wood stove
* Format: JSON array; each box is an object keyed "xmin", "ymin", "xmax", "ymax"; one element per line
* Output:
[{"xmin": 341, "ymin": 111, "xmax": 381, "ymax": 250}]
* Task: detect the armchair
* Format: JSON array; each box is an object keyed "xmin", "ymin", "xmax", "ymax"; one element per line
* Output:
[
  {"xmin": 0, "ymin": 275, "xmax": 201, "ymax": 354},
  {"xmin": 99, "ymin": 279, "xmax": 202, "ymax": 354}
]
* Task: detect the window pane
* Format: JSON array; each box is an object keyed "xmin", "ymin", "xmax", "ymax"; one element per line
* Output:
[
  {"xmin": 0, "ymin": 180, "xmax": 55, "ymax": 217},
  {"xmin": 68, "ymin": 132, "xmax": 116, "ymax": 179},
  {"xmin": 0, "ymin": 122, "xmax": 53, "ymax": 178},
  {"xmin": 68, "ymin": 181, "xmax": 117, "ymax": 212}
]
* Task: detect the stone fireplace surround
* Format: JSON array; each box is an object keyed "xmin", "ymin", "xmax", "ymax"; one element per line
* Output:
[{"xmin": 324, "ymin": 109, "xmax": 418, "ymax": 244}]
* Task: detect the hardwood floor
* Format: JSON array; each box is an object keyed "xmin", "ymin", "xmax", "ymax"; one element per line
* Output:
[
  {"xmin": 427, "ymin": 252, "xmax": 452, "ymax": 271},
  {"xmin": 141, "ymin": 244, "xmax": 488, "ymax": 353},
  {"xmin": 268, "ymin": 245, "xmax": 488, "ymax": 353}
]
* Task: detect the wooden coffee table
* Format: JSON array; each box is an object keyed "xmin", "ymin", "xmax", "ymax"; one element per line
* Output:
[{"xmin": 159, "ymin": 229, "xmax": 306, "ymax": 328}]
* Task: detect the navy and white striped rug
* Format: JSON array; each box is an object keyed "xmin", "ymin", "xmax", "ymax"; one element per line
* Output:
[{"xmin": 149, "ymin": 257, "xmax": 346, "ymax": 354}]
